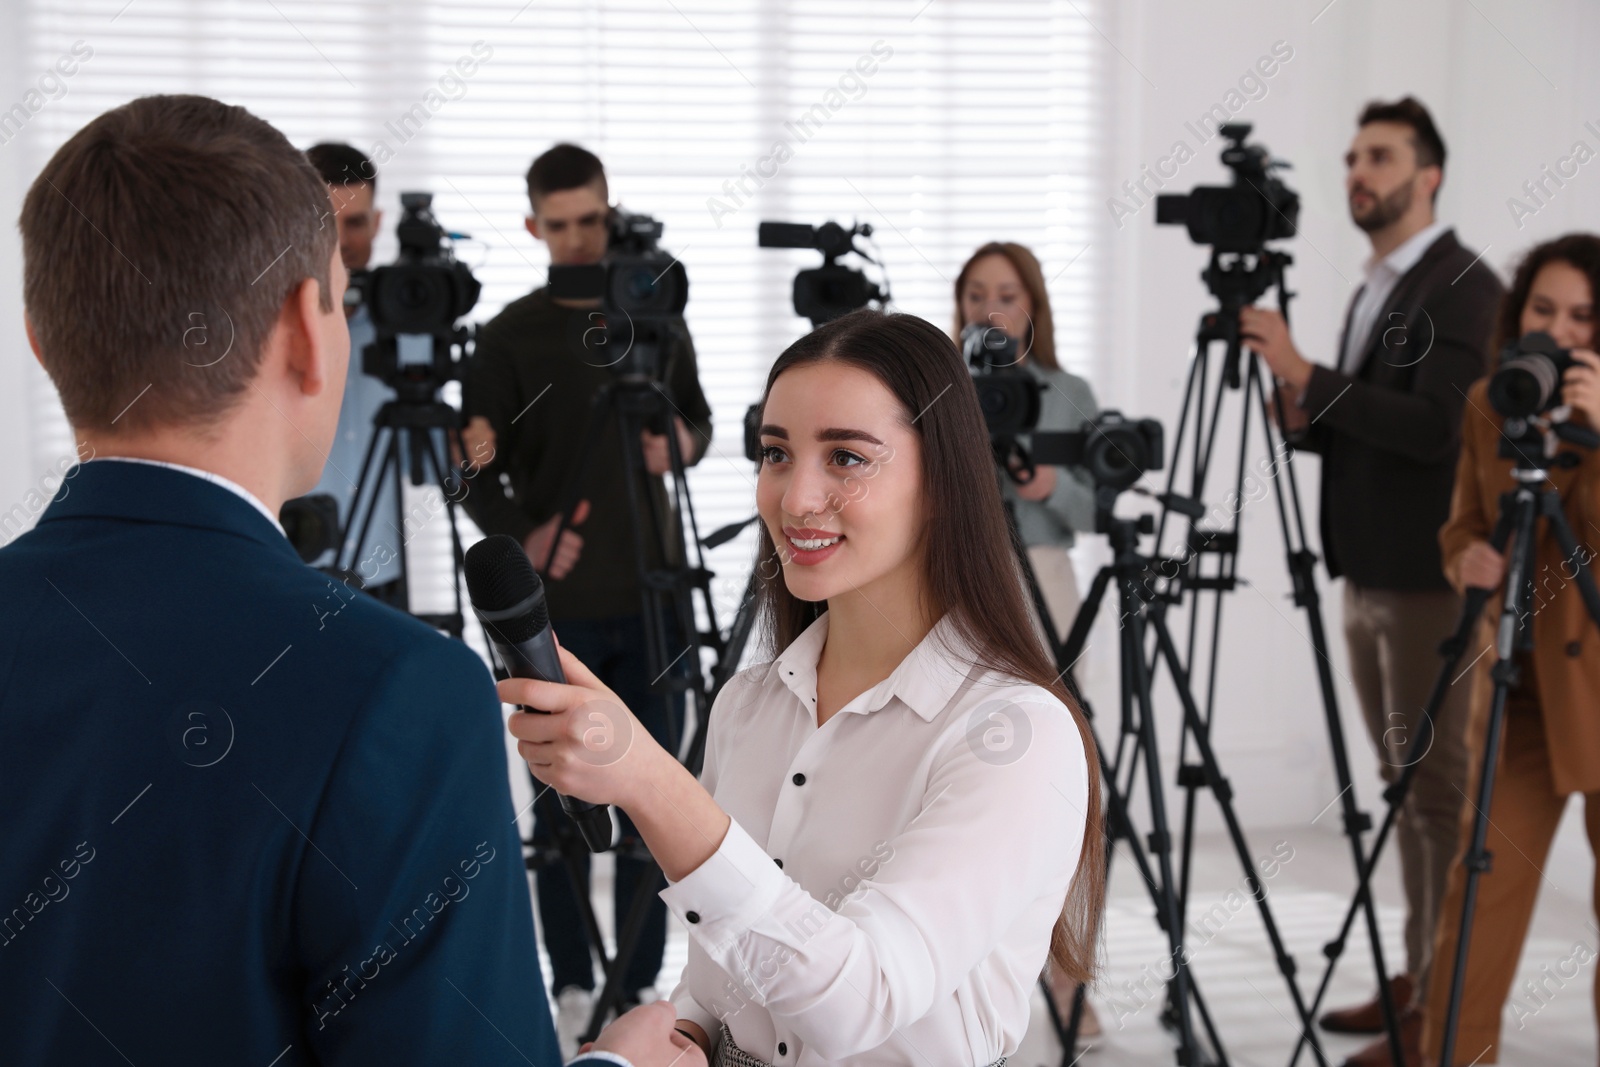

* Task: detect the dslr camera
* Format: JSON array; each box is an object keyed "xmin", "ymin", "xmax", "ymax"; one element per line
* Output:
[
  {"xmin": 1489, "ymin": 331, "xmax": 1577, "ymax": 420},
  {"xmin": 962, "ymin": 323, "xmax": 1164, "ymax": 493},
  {"xmin": 963, "ymin": 322, "xmax": 1039, "ymax": 439}
]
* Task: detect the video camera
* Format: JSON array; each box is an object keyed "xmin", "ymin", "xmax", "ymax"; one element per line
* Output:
[
  {"xmin": 1156, "ymin": 123, "xmax": 1299, "ymax": 254},
  {"xmin": 548, "ymin": 207, "xmax": 689, "ymax": 380},
  {"xmin": 346, "ymin": 191, "xmax": 481, "ymax": 403},
  {"xmin": 1156, "ymin": 123, "xmax": 1299, "ymax": 389},
  {"xmin": 738, "ymin": 220, "xmax": 894, "ymax": 461},
  {"xmin": 759, "ymin": 220, "xmax": 889, "ymax": 328}
]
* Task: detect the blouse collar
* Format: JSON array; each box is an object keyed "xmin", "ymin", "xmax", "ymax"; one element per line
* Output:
[{"xmin": 770, "ymin": 610, "xmax": 981, "ymax": 723}]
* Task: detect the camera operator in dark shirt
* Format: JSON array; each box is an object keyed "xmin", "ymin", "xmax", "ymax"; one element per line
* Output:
[{"xmin": 460, "ymin": 143, "xmax": 713, "ymax": 1054}]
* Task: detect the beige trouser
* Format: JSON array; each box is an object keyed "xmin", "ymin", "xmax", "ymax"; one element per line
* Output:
[
  {"xmin": 1421, "ymin": 654, "xmax": 1600, "ymax": 1064},
  {"xmin": 1027, "ymin": 544, "xmax": 1082, "ymax": 646},
  {"xmin": 1342, "ymin": 583, "xmax": 1473, "ymax": 998}
]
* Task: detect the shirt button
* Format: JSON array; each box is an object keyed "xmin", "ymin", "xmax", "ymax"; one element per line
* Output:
[
  {"xmin": 774, "ymin": 858, "xmax": 783, "ymax": 869},
  {"xmin": 686, "ymin": 911, "xmax": 701, "ymax": 924},
  {"xmin": 1567, "ymin": 640, "xmax": 1582, "ymax": 657},
  {"xmin": 778, "ymin": 1042, "xmax": 788, "ymax": 1056},
  {"xmin": 792, "ymin": 773, "xmax": 806, "ymax": 786}
]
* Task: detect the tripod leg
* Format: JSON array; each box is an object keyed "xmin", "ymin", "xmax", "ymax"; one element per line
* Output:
[
  {"xmin": 1438, "ymin": 487, "xmax": 1541, "ymax": 1066},
  {"xmin": 1146, "ymin": 600, "xmax": 1330, "ymax": 1067},
  {"xmin": 528, "ymin": 782, "xmax": 614, "ymax": 1001},
  {"xmin": 583, "ymin": 842, "xmax": 664, "ymax": 1043},
  {"xmin": 417, "ymin": 426, "xmax": 469, "ymax": 637},
  {"xmin": 1289, "ymin": 503, "xmax": 1511, "ymax": 1067},
  {"xmin": 337, "ymin": 415, "xmax": 389, "ymax": 575},
  {"xmin": 1233, "ymin": 355, "xmax": 1405, "ymax": 1063},
  {"xmin": 1124, "ymin": 596, "xmax": 1204, "ymax": 1066}
]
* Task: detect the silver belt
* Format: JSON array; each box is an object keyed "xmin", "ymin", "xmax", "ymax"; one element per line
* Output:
[{"xmin": 713, "ymin": 1022, "xmax": 1007, "ymax": 1067}]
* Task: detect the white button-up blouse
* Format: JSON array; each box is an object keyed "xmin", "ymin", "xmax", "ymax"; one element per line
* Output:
[{"xmin": 664, "ymin": 611, "xmax": 1090, "ymax": 1065}]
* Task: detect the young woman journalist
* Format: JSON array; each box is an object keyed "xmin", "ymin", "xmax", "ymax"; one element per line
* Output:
[
  {"xmin": 1421, "ymin": 233, "xmax": 1600, "ymax": 1065},
  {"xmin": 503, "ymin": 310, "xmax": 1105, "ymax": 1065}
]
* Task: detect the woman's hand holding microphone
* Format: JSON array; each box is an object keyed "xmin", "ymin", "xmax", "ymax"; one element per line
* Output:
[{"xmin": 500, "ymin": 642, "xmax": 664, "ymax": 812}]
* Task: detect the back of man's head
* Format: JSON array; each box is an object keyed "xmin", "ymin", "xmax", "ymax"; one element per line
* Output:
[
  {"xmin": 1358, "ymin": 95, "xmax": 1446, "ymax": 194},
  {"xmin": 525, "ymin": 142, "xmax": 607, "ymax": 213},
  {"xmin": 19, "ymin": 94, "xmax": 337, "ymax": 437}
]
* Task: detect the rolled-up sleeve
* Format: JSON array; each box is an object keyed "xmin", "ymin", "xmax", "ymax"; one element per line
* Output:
[{"xmin": 658, "ymin": 693, "xmax": 1087, "ymax": 1061}]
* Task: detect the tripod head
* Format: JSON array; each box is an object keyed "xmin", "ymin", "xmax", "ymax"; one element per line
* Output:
[
  {"xmin": 1196, "ymin": 247, "xmax": 1295, "ymax": 388},
  {"xmin": 1497, "ymin": 410, "xmax": 1600, "ymax": 473}
]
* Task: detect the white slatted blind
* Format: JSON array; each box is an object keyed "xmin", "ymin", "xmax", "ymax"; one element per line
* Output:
[{"xmin": 17, "ymin": 0, "xmax": 1106, "ymax": 649}]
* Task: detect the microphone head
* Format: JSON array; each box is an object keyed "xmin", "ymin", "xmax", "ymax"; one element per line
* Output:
[{"xmin": 464, "ymin": 535, "xmax": 549, "ymax": 643}]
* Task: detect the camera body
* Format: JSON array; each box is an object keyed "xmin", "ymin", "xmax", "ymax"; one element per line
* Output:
[
  {"xmin": 548, "ymin": 207, "xmax": 688, "ymax": 380},
  {"xmin": 1040, "ymin": 411, "xmax": 1166, "ymax": 493},
  {"xmin": 349, "ymin": 191, "xmax": 482, "ymax": 401},
  {"xmin": 1488, "ymin": 331, "xmax": 1575, "ymax": 420},
  {"xmin": 1156, "ymin": 124, "xmax": 1298, "ymax": 253}
]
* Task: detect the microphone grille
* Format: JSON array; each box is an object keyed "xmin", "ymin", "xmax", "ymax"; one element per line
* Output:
[{"xmin": 464, "ymin": 535, "xmax": 549, "ymax": 643}]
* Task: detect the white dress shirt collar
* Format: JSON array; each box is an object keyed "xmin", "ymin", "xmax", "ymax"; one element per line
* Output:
[
  {"xmin": 1362, "ymin": 219, "xmax": 1449, "ymax": 284},
  {"xmin": 1339, "ymin": 221, "xmax": 1451, "ymax": 373},
  {"xmin": 771, "ymin": 611, "xmax": 980, "ymax": 723},
  {"xmin": 94, "ymin": 457, "xmax": 286, "ymax": 536}
]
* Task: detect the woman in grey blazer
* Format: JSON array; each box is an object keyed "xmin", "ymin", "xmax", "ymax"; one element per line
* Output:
[{"xmin": 953, "ymin": 242, "xmax": 1100, "ymax": 639}]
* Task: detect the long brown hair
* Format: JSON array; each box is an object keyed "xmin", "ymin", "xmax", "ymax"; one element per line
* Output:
[
  {"xmin": 952, "ymin": 242, "xmax": 1059, "ymax": 370},
  {"xmin": 752, "ymin": 309, "xmax": 1104, "ymax": 982},
  {"xmin": 1492, "ymin": 233, "xmax": 1600, "ymax": 355}
]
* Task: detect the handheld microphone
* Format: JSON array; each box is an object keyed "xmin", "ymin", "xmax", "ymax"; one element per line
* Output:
[{"xmin": 464, "ymin": 535, "xmax": 615, "ymax": 853}]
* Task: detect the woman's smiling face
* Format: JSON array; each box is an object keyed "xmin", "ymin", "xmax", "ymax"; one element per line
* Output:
[{"xmin": 756, "ymin": 360, "xmax": 925, "ymax": 605}]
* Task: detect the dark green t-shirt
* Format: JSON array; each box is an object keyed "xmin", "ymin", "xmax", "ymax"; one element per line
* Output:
[{"xmin": 460, "ymin": 287, "xmax": 713, "ymax": 621}]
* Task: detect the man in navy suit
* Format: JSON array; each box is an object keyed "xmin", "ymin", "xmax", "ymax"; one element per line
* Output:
[{"xmin": 0, "ymin": 94, "xmax": 700, "ymax": 1067}]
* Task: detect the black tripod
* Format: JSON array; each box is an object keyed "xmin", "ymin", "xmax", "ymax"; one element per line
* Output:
[
  {"xmin": 338, "ymin": 370, "xmax": 474, "ymax": 636},
  {"xmin": 524, "ymin": 357, "xmax": 727, "ymax": 1043},
  {"xmin": 1438, "ymin": 424, "xmax": 1600, "ymax": 1062},
  {"xmin": 1045, "ymin": 484, "xmax": 1330, "ymax": 1067},
  {"xmin": 1287, "ymin": 415, "xmax": 1600, "ymax": 1067},
  {"xmin": 1009, "ymin": 493, "xmax": 1221, "ymax": 1067},
  {"xmin": 1152, "ymin": 248, "xmax": 1402, "ymax": 1063}
]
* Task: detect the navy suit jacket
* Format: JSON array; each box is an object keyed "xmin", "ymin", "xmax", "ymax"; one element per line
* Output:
[{"xmin": 0, "ymin": 461, "xmax": 582, "ymax": 1065}]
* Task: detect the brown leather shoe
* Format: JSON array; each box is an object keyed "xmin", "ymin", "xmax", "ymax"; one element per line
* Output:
[
  {"xmin": 1337, "ymin": 1006, "xmax": 1422, "ymax": 1067},
  {"xmin": 1320, "ymin": 973, "xmax": 1414, "ymax": 1034}
]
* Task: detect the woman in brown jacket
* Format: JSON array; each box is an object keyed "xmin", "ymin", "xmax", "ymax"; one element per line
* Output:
[{"xmin": 1423, "ymin": 233, "xmax": 1600, "ymax": 1065}]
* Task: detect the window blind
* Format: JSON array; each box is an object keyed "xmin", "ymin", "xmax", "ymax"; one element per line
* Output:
[{"xmin": 16, "ymin": 0, "xmax": 1107, "ymax": 663}]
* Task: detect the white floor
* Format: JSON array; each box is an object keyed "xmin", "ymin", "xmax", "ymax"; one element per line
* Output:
[{"xmin": 536, "ymin": 819, "xmax": 1596, "ymax": 1066}]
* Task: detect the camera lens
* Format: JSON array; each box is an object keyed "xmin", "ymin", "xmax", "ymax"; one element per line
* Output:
[
  {"xmin": 1089, "ymin": 425, "xmax": 1145, "ymax": 491},
  {"xmin": 1489, "ymin": 354, "xmax": 1560, "ymax": 419}
]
